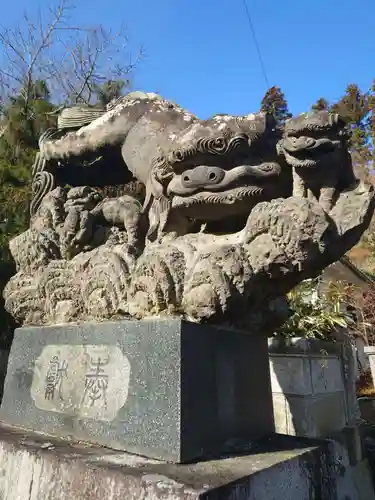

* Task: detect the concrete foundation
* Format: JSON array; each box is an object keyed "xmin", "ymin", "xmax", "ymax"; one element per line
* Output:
[{"xmin": 0, "ymin": 424, "xmax": 372, "ymax": 499}]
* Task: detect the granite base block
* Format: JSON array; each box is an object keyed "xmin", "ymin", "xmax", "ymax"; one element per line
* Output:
[
  {"xmin": 0, "ymin": 319, "xmax": 275, "ymax": 463},
  {"xmin": 0, "ymin": 424, "xmax": 369, "ymax": 500}
]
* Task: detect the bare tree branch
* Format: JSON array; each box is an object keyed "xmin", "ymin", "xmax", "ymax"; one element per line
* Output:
[
  {"xmin": 0, "ymin": 0, "xmax": 143, "ymax": 109},
  {"xmin": 48, "ymin": 23, "xmax": 144, "ymax": 104}
]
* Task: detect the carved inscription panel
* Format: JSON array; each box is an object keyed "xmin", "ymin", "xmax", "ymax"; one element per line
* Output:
[{"xmin": 30, "ymin": 345, "xmax": 131, "ymax": 421}]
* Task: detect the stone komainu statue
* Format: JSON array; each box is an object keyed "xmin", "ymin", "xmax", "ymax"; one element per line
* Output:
[{"xmin": 3, "ymin": 92, "xmax": 374, "ymax": 330}]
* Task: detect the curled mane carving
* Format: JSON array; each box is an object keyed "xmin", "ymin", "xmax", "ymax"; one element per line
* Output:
[{"xmin": 144, "ymin": 132, "xmax": 253, "ymax": 240}]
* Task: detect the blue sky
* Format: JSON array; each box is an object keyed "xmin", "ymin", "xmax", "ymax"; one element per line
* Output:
[{"xmin": 3, "ymin": 0, "xmax": 375, "ymax": 118}]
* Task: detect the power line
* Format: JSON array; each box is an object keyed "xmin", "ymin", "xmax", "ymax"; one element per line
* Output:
[{"xmin": 241, "ymin": 0, "xmax": 270, "ymax": 88}]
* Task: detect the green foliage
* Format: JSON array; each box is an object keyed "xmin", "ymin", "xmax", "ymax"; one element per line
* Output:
[
  {"xmin": 92, "ymin": 79, "xmax": 127, "ymax": 106},
  {"xmin": 331, "ymin": 84, "xmax": 372, "ymax": 181},
  {"xmin": 260, "ymin": 86, "xmax": 292, "ymax": 128},
  {"xmin": 0, "ymin": 81, "xmax": 56, "ymax": 255},
  {"xmin": 3, "ymin": 81, "xmax": 57, "ymax": 151},
  {"xmin": 331, "ymin": 84, "xmax": 368, "ymax": 123},
  {"xmin": 0, "ymin": 79, "xmax": 59, "ymax": 340},
  {"xmin": 328, "ymin": 82, "xmax": 375, "ymax": 262},
  {"xmin": 276, "ymin": 279, "xmax": 354, "ymax": 339},
  {"xmin": 311, "ymin": 97, "xmax": 329, "ymax": 111},
  {"xmin": 368, "ymin": 79, "xmax": 375, "ymax": 153}
]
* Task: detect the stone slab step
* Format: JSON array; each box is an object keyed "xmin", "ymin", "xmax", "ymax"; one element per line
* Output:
[{"xmin": 0, "ymin": 423, "xmax": 364, "ymax": 499}]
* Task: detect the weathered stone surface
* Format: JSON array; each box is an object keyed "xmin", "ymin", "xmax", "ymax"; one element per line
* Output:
[
  {"xmin": 0, "ymin": 424, "xmax": 371, "ymax": 500},
  {"xmin": 268, "ymin": 337, "xmax": 343, "ymax": 356},
  {"xmin": 0, "ymin": 319, "xmax": 274, "ymax": 462},
  {"xmin": 270, "ymin": 355, "xmax": 344, "ymax": 397},
  {"xmin": 270, "ymin": 356, "xmax": 313, "ymax": 396},
  {"xmin": 4, "ymin": 186, "xmax": 374, "ymax": 329},
  {"xmin": 269, "ymin": 337, "xmax": 359, "ymax": 439},
  {"xmin": 272, "ymin": 392, "xmax": 347, "ymax": 437},
  {"xmin": 3, "ymin": 99, "xmax": 374, "ymax": 330},
  {"xmin": 310, "ymin": 357, "xmax": 343, "ymax": 394},
  {"xmin": 31, "ymin": 344, "xmax": 131, "ymax": 421},
  {"xmin": 277, "ymin": 111, "xmax": 356, "ymax": 212}
]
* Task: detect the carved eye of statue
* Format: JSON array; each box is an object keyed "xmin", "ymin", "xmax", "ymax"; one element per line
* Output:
[
  {"xmin": 259, "ymin": 163, "xmax": 280, "ymax": 175},
  {"xmin": 261, "ymin": 164, "xmax": 273, "ymax": 171}
]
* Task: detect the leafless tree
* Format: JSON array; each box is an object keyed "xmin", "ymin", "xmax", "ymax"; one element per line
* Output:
[
  {"xmin": 331, "ymin": 280, "xmax": 375, "ymax": 345},
  {"xmin": 0, "ymin": 0, "xmax": 143, "ymax": 114}
]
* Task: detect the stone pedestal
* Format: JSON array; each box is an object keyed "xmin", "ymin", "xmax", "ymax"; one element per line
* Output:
[
  {"xmin": 0, "ymin": 319, "xmax": 274, "ymax": 463},
  {"xmin": 0, "ymin": 424, "xmax": 372, "ymax": 500}
]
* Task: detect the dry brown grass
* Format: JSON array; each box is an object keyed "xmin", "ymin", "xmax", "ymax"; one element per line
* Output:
[
  {"xmin": 347, "ymin": 246, "xmax": 372, "ymax": 264},
  {"xmin": 357, "ymin": 370, "xmax": 375, "ymax": 396},
  {"xmin": 358, "ymin": 387, "xmax": 375, "ymax": 397}
]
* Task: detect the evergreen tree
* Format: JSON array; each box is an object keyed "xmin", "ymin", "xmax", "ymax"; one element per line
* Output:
[
  {"xmin": 331, "ymin": 84, "xmax": 371, "ymax": 182},
  {"xmin": 311, "ymin": 97, "xmax": 329, "ymax": 111},
  {"xmin": 92, "ymin": 79, "xmax": 127, "ymax": 107},
  {"xmin": 331, "ymin": 83, "xmax": 375, "ymax": 270},
  {"xmin": 0, "ymin": 80, "xmax": 57, "ymax": 260},
  {"xmin": 4, "ymin": 80, "xmax": 56, "ymax": 152},
  {"xmin": 367, "ymin": 79, "xmax": 375, "ymax": 175},
  {"xmin": 260, "ymin": 86, "xmax": 292, "ymax": 128}
]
